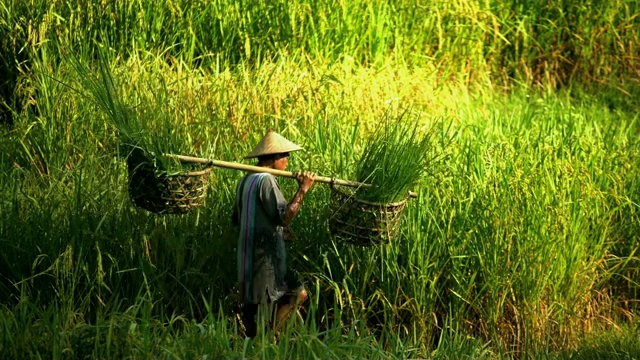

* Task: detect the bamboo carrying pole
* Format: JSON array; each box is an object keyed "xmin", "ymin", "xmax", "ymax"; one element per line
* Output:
[{"xmin": 168, "ymin": 154, "xmax": 418, "ymax": 199}]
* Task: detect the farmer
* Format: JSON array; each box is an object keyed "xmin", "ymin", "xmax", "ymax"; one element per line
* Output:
[{"xmin": 232, "ymin": 130, "xmax": 315, "ymax": 338}]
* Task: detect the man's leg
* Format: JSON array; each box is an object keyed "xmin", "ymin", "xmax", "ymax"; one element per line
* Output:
[
  {"xmin": 275, "ymin": 288, "xmax": 308, "ymax": 324},
  {"xmin": 241, "ymin": 303, "xmax": 258, "ymax": 338}
]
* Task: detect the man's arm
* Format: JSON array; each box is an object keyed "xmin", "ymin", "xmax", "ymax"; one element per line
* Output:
[
  {"xmin": 282, "ymin": 171, "xmax": 315, "ymax": 226},
  {"xmin": 282, "ymin": 188, "xmax": 307, "ymax": 226}
]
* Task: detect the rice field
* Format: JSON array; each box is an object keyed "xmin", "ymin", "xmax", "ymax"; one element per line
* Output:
[{"xmin": 0, "ymin": 0, "xmax": 639, "ymax": 358}]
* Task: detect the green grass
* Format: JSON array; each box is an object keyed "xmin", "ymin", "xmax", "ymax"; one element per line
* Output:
[{"xmin": 1, "ymin": 0, "xmax": 639, "ymax": 92}]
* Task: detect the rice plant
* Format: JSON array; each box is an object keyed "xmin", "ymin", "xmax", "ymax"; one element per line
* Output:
[
  {"xmin": 354, "ymin": 109, "xmax": 445, "ymax": 203},
  {"xmin": 69, "ymin": 47, "xmax": 211, "ymax": 176}
]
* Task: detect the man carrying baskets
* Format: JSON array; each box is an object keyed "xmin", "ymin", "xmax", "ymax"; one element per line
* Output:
[{"xmin": 232, "ymin": 130, "xmax": 315, "ymax": 338}]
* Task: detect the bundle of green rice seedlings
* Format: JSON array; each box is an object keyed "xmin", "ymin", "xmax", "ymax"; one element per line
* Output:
[
  {"xmin": 354, "ymin": 110, "xmax": 436, "ymax": 204},
  {"xmin": 69, "ymin": 49, "xmax": 214, "ymax": 213},
  {"xmin": 69, "ymin": 49, "xmax": 195, "ymax": 176}
]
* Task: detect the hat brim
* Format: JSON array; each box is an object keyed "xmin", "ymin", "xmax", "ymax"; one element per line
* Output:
[
  {"xmin": 243, "ymin": 148, "xmax": 302, "ymax": 159},
  {"xmin": 244, "ymin": 131, "xmax": 303, "ymax": 159}
]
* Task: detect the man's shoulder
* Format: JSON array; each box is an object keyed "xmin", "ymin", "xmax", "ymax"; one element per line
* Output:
[
  {"xmin": 240, "ymin": 172, "xmax": 273, "ymax": 180},
  {"xmin": 259, "ymin": 173, "xmax": 279, "ymax": 187},
  {"xmin": 239, "ymin": 172, "xmax": 278, "ymax": 187}
]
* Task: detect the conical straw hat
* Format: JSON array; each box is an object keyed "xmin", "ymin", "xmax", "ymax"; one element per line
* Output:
[{"xmin": 244, "ymin": 130, "xmax": 303, "ymax": 159}]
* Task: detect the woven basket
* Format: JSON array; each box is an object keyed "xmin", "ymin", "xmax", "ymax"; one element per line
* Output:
[
  {"xmin": 126, "ymin": 149, "xmax": 212, "ymax": 214},
  {"xmin": 329, "ymin": 185, "xmax": 407, "ymax": 246}
]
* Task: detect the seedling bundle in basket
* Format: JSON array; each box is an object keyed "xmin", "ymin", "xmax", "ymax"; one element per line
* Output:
[
  {"xmin": 71, "ymin": 51, "xmax": 213, "ymax": 214},
  {"xmin": 329, "ymin": 110, "xmax": 438, "ymax": 246}
]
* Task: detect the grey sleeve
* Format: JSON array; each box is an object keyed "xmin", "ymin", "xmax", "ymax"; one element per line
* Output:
[{"xmin": 260, "ymin": 175, "xmax": 287, "ymax": 225}]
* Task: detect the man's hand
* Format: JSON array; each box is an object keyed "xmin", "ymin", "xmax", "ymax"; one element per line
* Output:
[{"xmin": 294, "ymin": 170, "xmax": 315, "ymax": 193}]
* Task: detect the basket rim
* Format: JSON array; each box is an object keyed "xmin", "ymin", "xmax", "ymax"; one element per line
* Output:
[
  {"xmin": 126, "ymin": 148, "xmax": 213, "ymax": 174},
  {"xmin": 330, "ymin": 184, "xmax": 408, "ymax": 207},
  {"xmin": 166, "ymin": 167, "xmax": 212, "ymax": 177},
  {"xmin": 128, "ymin": 159, "xmax": 213, "ymax": 177}
]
